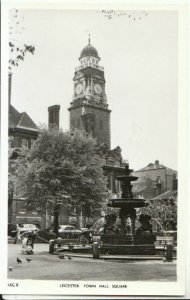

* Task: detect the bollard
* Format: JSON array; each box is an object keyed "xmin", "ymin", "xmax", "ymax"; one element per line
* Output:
[
  {"xmin": 49, "ymin": 239, "xmax": 55, "ymax": 254},
  {"xmin": 93, "ymin": 242, "xmax": 99, "ymax": 259},
  {"xmin": 165, "ymin": 244, "xmax": 173, "ymax": 262}
]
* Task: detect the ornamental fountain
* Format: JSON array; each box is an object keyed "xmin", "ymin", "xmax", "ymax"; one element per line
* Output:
[{"xmin": 100, "ymin": 164, "xmax": 156, "ymax": 255}]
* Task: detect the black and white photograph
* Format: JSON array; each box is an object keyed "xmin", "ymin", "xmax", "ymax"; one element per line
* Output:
[{"xmin": 0, "ymin": 1, "xmax": 188, "ymax": 298}]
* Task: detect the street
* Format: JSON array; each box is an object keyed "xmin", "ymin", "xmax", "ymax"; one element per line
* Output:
[{"xmin": 8, "ymin": 243, "xmax": 176, "ymax": 281}]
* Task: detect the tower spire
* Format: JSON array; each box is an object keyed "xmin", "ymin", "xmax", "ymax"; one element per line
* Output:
[{"xmin": 88, "ymin": 33, "xmax": 91, "ymax": 44}]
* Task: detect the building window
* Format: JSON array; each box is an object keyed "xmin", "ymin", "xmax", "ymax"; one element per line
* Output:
[
  {"xmin": 21, "ymin": 138, "xmax": 29, "ymax": 149},
  {"xmin": 71, "ymin": 119, "xmax": 75, "ymax": 128},
  {"xmin": 107, "ymin": 175, "xmax": 112, "ymax": 190},
  {"xmin": 31, "ymin": 139, "xmax": 35, "ymax": 147}
]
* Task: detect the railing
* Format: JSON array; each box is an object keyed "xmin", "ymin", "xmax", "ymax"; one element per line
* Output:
[
  {"xmin": 71, "ymin": 98, "xmax": 108, "ymax": 109},
  {"xmin": 75, "ymin": 64, "xmax": 104, "ymax": 72},
  {"xmin": 155, "ymin": 236, "xmax": 174, "ymax": 246},
  {"xmin": 87, "ymin": 99, "xmax": 108, "ymax": 108}
]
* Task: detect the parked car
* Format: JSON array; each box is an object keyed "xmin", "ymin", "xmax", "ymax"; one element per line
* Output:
[
  {"xmin": 81, "ymin": 227, "xmax": 90, "ymax": 232},
  {"xmin": 58, "ymin": 225, "xmax": 81, "ymax": 239},
  {"xmin": 8, "ymin": 223, "xmax": 17, "ymax": 237}
]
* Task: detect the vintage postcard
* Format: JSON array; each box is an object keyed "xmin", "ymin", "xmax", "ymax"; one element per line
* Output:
[{"xmin": 0, "ymin": 0, "xmax": 189, "ymax": 298}]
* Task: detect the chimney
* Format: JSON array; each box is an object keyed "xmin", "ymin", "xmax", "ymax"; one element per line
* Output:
[
  {"xmin": 8, "ymin": 72, "xmax": 12, "ymax": 106},
  {"xmin": 48, "ymin": 105, "xmax": 60, "ymax": 129},
  {"xmin": 155, "ymin": 160, "xmax": 159, "ymax": 168}
]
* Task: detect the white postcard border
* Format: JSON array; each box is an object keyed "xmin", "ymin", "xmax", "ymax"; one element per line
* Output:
[{"xmin": 1, "ymin": 0, "xmax": 188, "ymax": 297}]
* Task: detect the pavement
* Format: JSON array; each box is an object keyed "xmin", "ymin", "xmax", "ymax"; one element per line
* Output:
[{"xmin": 8, "ymin": 243, "xmax": 177, "ymax": 281}]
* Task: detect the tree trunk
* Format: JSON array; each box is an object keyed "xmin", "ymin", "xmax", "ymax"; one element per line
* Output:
[{"xmin": 8, "ymin": 190, "xmax": 13, "ymax": 209}]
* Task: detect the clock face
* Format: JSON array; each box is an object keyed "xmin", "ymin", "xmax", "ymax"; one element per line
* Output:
[
  {"xmin": 94, "ymin": 84, "xmax": 102, "ymax": 95},
  {"xmin": 75, "ymin": 83, "xmax": 83, "ymax": 95}
]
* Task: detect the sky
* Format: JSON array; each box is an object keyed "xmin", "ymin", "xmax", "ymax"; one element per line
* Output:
[{"xmin": 9, "ymin": 8, "xmax": 178, "ymax": 171}]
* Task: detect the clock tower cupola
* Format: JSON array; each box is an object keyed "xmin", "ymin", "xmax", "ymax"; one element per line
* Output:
[{"xmin": 68, "ymin": 36, "xmax": 111, "ymax": 149}]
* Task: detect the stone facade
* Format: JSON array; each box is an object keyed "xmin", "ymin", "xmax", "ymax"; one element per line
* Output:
[
  {"xmin": 97, "ymin": 144, "xmax": 127, "ymax": 193},
  {"xmin": 69, "ymin": 103, "xmax": 111, "ymax": 149}
]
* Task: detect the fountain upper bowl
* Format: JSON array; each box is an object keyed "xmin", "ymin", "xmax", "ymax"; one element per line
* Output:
[{"xmin": 116, "ymin": 175, "xmax": 138, "ymax": 181}]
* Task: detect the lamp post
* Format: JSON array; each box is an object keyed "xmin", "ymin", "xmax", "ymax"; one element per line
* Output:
[
  {"xmin": 45, "ymin": 202, "xmax": 49, "ymax": 230},
  {"xmin": 79, "ymin": 205, "xmax": 83, "ymax": 229},
  {"xmin": 53, "ymin": 200, "xmax": 59, "ymax": 237}
]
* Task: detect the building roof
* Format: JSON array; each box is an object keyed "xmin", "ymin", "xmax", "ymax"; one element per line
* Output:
[
  {"xmin": 9, "ymin": 105, "xmax": 21, "ymax": 128},
  {"xmin": 9, "ymin": 104, "xmax": 38, "ymax": 131},
  {"xmin": 80, "ymin": 42, "xmax": 99, "ymax": 59},
  {"xmin": 151, "ymin": 190, "xmax": 177, "ymax": 201},
  {"xmin": 134, "ymin": 160, "xmax": 177, "ymax": 174}
]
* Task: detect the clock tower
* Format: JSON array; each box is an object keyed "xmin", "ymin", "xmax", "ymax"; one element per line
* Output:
[{"xmin": 68, "ymin": 36, "xmax": 111, "ymax": 149}]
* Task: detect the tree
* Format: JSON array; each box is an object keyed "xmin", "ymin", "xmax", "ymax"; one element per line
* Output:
[
  {"xmin": 16, "ymin": 127, "xmax": 108, "ymax": 234},
  {"xmin": 8, "ymin": 9, "xmax": 35, "ymax": 108},
  {"xmin": 9, "ymin": 9, "xmax": 35, "ymax": 71},
  {"xmin": 137, "ymin": 197, "xmax": 177, "ymax": 231}
]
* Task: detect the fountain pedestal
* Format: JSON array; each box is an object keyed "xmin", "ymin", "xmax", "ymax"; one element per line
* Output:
[{"xmin": 100, "ymin": 164, "xmax": 156, "ymax": 255}]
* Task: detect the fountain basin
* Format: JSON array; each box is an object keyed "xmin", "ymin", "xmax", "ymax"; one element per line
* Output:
[
  {"xmin": 101, "ymin": 234, "xmax": 133, "ymax": 245},
  {"xmin": 100, "ymin": 234, "xmax": 156, "ymax": 255},
  {"xmin": 108, "ymin": 198, "xmax": 148, "ymax": 208},
  {"xmin": 100, "ymin": 244, "xmax": 156, "ymax": 255}
]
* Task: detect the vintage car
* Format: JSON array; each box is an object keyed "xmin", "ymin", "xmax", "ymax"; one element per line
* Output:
[
  {"xmin": 58, "ymin": 225, "xmax": 81, "ymax": 239},
  {"xmin": 8, "ymin": 223, "xmax": 17, "ymax": 237},
  {"xmin": 77, "ymin": 217, "xmax": 105, "ymax": 244}
]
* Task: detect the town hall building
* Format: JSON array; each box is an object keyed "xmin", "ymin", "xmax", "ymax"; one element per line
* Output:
[{"xmin": 68, "ymin": 36, "xmax": 111, "ymax": 149}]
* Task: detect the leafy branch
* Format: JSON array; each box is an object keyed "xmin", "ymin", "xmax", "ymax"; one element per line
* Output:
[{"xmin": 9, "ymin": 9, "xmax": 35, "ymax": 71}]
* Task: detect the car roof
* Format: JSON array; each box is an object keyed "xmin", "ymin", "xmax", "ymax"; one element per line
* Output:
[
  {"xmin": 59, "ymin": 225, "xmax": 75, "ymax": 228},
  {"xmin": 22, "ymin": 224, "xmax": 37, "ymax": 227}
]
